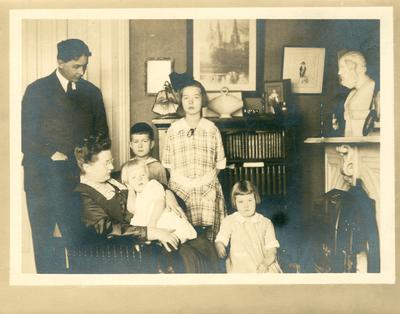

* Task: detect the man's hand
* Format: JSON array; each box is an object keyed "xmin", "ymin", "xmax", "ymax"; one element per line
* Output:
[{"xmin": 51, "ymin": 151, "xmax": 68, "ymax": 161}]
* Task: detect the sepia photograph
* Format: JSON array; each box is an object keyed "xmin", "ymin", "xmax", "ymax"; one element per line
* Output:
[{"xmin": 8, "ymin": 6, "xmax": 395, "ymax": 289}]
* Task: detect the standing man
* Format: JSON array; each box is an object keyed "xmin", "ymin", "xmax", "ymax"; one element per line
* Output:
[{"xmin": 22, "ymin": 39, "xmax": 109, "ymax": 273}]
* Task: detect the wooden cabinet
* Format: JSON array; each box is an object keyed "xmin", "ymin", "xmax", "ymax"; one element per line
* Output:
[
  {"xmin": 153, "ymin": 115, "xmax": 298, "ymax": 214},
  {"xmin": 214, "ymin": 116, "xmax": 297, "ymax": 213}
]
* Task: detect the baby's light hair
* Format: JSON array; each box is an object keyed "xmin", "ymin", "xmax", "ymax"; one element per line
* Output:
[
  {"xmin": 120, "ymin": 159, "xmax": 150, "ymax": 185},
  {"xmin": 230, "ymin": 180, "xmax": 261, "ymax": 209}
]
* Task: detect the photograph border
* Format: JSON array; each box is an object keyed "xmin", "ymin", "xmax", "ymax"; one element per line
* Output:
[{"xmin": 8, "ymin": 7, "xmax": 395, "ymax": 286}]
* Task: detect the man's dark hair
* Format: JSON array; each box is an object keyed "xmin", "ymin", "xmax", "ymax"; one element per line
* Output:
[
  {"xmin": 57, "ymin": 38, "xmax": 92, "ymax": 62},
  {"xmin": 130, "ymin": 122, "xmax": 154, "ymax": 141}
]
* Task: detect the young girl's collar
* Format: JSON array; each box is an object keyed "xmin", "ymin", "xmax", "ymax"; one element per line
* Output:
[
  {"xmin": 181, "ymin": 117, "xmax": 206, "ymax": 130},
  {"xmin": 233, "ymin": 211, "xmax": 262, "ymax": 223},
  {"xmin": 184, "ymin": 115, "xmax": 202, "ymax": 129}
]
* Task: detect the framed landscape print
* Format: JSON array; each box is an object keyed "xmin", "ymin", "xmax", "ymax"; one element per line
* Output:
[
  {"xmin": 282, "ymin": 47, "xmax": 325, "ymax": 94},
  {"xmin": 192, "ymin": 19, "xmax": 257, "ymax": 91}
]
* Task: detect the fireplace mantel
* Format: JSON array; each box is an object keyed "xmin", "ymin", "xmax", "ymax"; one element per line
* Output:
[
  {"xmin": 304, "ymin": 135, "xmax": 380, "ymax": 144},
  {"xmin": 304, "ymin": 136, "xmax": 380, "ymax": 207},
  {"xmin": 305, "ymin": 135, "xmax": 380, "ymax": 272}
]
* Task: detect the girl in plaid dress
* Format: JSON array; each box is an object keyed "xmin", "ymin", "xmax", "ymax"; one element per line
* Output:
[{"xmin": 162, "ymin": 79, "xmax": 227, "ymax": 241}]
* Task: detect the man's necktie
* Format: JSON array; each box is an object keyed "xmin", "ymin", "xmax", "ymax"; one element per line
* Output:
[{"xmin": 66, "ymin": 81, "xmax": 76, "ymax": 100}]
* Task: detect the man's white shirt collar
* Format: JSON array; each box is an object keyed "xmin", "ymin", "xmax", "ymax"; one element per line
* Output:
[{"xmin": 56, "ymin": 69, "xmax": 76, "ymax": 92}]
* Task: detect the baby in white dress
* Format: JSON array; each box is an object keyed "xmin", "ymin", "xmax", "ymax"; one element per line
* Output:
[{"xmin": 121, "ymin": 159, "xmax": 197, "ymax": 244}]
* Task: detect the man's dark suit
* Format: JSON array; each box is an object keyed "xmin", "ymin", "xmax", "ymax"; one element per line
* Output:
[{"xmin": 22, "ymin": 71, "xmax": 109, "ymax": 273}]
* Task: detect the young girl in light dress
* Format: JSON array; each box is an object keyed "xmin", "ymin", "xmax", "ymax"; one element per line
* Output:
[
  {"xmin": 121, "ymin": 159, "xmax": 197, "ymax": 244},
  {"xmin": 215, "ymin": 180, "xmax": 282, "ymax": 273}
]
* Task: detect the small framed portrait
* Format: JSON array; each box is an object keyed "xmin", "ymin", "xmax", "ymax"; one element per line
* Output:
[
  {"xmin": 282, "ymin": 47, "xmax": 325, "ymax": 94},
  {"xmin": 145, "ymin": 58, "xmax": 174, "ymax": 95},
  {"xmin": 264, "ymin": 79, "xmax": 291, "ymax": 113}
]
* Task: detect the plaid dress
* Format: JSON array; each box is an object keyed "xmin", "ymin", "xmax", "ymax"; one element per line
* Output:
[{"xmin": 162, "ymin": 118, "xmax": 227, "ymax": 241}]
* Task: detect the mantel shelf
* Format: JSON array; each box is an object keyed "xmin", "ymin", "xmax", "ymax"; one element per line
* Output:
[{"xmin": 304, "ymin": 135, "xmax": 380, "ymax": 144}]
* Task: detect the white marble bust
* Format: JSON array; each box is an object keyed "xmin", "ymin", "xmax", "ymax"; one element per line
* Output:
[{"xmin": 338, "ymin": 51, "xmax": 376, "ymax": 137}]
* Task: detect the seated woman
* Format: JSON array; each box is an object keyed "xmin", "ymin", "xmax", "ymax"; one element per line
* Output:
[{"xmin": 73, "ymin": 134, "xmax": 219, "ymax": 273}]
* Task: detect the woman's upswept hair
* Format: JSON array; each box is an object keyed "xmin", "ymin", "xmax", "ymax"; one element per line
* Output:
[
  {"xmin": 74, "ymin": 133, "xmax": 111, "ymax": 173},
  {"xmin": 120, "ymin": 159, "xmax": 149, "ymax": 185},
  {"xmin": 230, "ymin": 180, "xmax": 261, "ymax": 209}
]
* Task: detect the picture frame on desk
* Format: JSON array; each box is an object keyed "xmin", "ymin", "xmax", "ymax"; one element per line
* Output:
[
  {"xmin": 264, "ymin": 80, "xmax": 291, "ymax": 103},
  {"xmin": 282, "ymin": 47, "xmax": 325, "ymax": 94},
  {"xmin": 264, "ymin": 79, "xmax": 292, "ymax": 114}
]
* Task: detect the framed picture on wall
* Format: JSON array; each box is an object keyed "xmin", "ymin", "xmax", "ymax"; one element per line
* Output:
[
  {"xmin": 145, "ymin": 57, "xmax": 174, "ymax": 95},
  {"xmin": 192, "ymin": 19, "xmax": 257, "ymax": 91},
  {"xmin": 282, "ymin": 47, "xmax": 325, "ymax": 94}
]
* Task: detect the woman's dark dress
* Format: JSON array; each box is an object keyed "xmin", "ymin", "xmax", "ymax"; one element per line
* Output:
[{"xmin": 74, "ymin": 181, "xmax": 220, "ymax": 273}]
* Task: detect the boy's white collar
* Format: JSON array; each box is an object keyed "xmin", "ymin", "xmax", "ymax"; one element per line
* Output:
[{"xmin": 130, "ymin": 156, "xmax": 158, "ymax": 164}]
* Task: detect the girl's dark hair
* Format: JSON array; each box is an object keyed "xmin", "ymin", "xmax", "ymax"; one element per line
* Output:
[
  {"xmin": 179, "ymin": 80, "xmax": 209, "ymax": 108},
  {"xmin": 74, "ymin": 134, "xmax": 111, "ymax": 173},
  {"xmin": 230, "ymin": 180, "xmax": 261, "ymax": 209}
]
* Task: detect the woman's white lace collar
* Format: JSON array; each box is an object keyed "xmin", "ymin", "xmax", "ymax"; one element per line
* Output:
[{"xmin": 80, "ymin": 176, "xmax": 127, "ymax": 200}]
